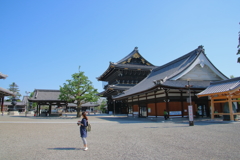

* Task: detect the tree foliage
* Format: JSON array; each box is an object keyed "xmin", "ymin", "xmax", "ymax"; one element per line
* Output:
[
  {"xmin": 59, "ymin": 68, "xmax": 99, "ymax": 117},
  {"xmin": 8, "ymin": 82, "xmax": 21, "ymax": 100},
  {"xmin": 99, "ymin": 99, "xmax": 107, "ymax": 113}
]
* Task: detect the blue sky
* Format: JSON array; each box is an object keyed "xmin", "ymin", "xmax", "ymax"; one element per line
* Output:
[{"xmin": 1, "ymin": 0, "xmax": 239, "ymax": 99}]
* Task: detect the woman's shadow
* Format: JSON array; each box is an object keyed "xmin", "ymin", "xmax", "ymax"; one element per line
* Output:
[{"xmin": 48, "ymin": 147, "xmax": 82, "ymax": 150}]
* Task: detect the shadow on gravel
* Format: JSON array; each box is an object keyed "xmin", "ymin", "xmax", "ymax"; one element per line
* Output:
[
  {"xmin": 97, "ymin": 116, "xmax": 153, "ymax": 124},
  {"xmin": 7, "ymin": 115, "xmax": 78, "ymax": 120},
  {"xmin": 48, "ymin": 147, "xmax": 81, "ymax": 150},
  {"xmin": 97, "ymin": 116, "xmax": 237, "ymax": 126}
]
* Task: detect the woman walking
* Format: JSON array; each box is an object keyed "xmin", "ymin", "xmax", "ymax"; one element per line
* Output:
[{"xmin": 78, "ymin": 112, "xmax": 88, "ymax": 151}]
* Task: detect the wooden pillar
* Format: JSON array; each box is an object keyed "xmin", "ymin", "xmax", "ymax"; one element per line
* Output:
[
  {"xmin": 145, "ymin": 93, "xmax": 148, "ymax": 117},
  {"xmin": 165, "ymin": 89, "xmax": 169, "ymax": 114},
  {"xmin": 154, "ymin": 91, "xmax": 157, "ymax": 118},
  {"xmin": 210, "ymin": 97, "xmax": 214, "ymax": 120},
  {"xmin": 126, "ymin": 99, "xmax": 129, "ymax": 115},
  {"xmin": 180, "ymin": 90, "xmax": 184, "ymax": 117},
  {"xmin": 1, "ymin": 97, "xmax": 4, "ymax": 115},
  {"xmin": 36, "ymin": 104, "xmax": 38, "ymax": 116},
  {"xmin": 49, "ymin": 103, "xmax": 52, "ymax": 114},
  {"xmin": 138, "ymin": 95, "xmax": 140, "ymax": 117},
  {"xmin": 38, "ymin": 104, "xmax": 41, "ymax": 116},
  {"xmin": 37, "ymin": 104, "xmax": 39, "ymax": 116},
  {"xmin": 228, "ymin": 95, "xmax": 234, "ymax": 121}
]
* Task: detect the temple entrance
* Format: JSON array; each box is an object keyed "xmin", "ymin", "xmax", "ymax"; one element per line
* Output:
[
  {"xmin": 197, "ymin": 104, "xmax": 207, "ymax": 117},
  {"xmin": 139, "ymin": 106, "xmax": 147, "ymax": 117}
]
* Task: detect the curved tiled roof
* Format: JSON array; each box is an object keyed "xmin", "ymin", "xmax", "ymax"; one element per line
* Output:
[
  {"xmin": 116, "ymin": 47, "xmax": 154, "ymax": 66},
  {"xmin": 28, "ymin": 89, "xmax": 64, "ymax": 102},
  {"xmin": 97, "ymin": 47, "xmax": 156, "ymax": 81},
  {"xmin": 0, "ymin": 87, "xmax": 15, "ymax": 96},
  {"xmin": 197, "ymin": 77, "xmax": 240, "ymax": 97},
  {"xmin": 0, "ymin": 72, "xmax": 8, "ymax": 79},
  {"xmin": 114, "ymin": 46, "xmax": 228, "ymax": 99}
]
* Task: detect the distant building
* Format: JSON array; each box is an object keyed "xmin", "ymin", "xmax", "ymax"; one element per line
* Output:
[
  {"xmin": 28, "ymin": 89, "xmax": 105, "ymax": 116},
  {"xmin": 3, "ymin": 96, "xmax": 29, "ymax": 112},
  {"xmin": 81, "ymin": 98, "xmax": 106, "ymax": 112},
  {"xmin": 0, "ymin": 72, "xmax": 15, "ymax": 113}
]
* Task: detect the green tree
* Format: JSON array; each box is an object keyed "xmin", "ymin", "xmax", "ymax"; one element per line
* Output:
[
  {"xmin": 59, "ymin": 67, "xmax": 99, "ymax": 117},
  {"xmin": 230, "ymin": 75, "xmax": 235, "ymax": 79},
  {"xmin": 29, "ymin": 92, "xmax": 37, "ymax": 110},
  {"xmin": 8, "ymin": 82, "xmax": 21, "ymax": 100},
  {"xmin": 99, "ymin": 99, "xmax": 107, "ymax": 113}
]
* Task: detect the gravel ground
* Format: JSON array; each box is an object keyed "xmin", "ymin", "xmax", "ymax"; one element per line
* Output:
[{"xmin": 0, "ymin": 114, "xmax": 240, "ymax": 160}]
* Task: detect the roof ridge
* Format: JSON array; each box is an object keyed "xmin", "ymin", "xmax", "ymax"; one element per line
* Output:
[
  {"xmin": 210, "ymin": 76, "xmax": 240, "ymax": 85},
  {"xmin": 35, "ymin": 89, "xmax": 60, "ymax": 92},
  {"xmin": 116, "ymin": 47, "xmax": 154, "ymax": 66},
  {"xmin": 152, "ymin": 46, "xmax": 199, "ymax": 73}
]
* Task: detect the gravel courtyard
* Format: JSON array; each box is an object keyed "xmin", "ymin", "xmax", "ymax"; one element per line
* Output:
[{"xmin": 0, "ymin": 114, "xmax": 239, "ymax": 160}]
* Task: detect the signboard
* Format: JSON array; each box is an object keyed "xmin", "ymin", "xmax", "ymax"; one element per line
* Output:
[
  {"xmin": 133, "ymin": 112, "xmax": 138, "ymax": 115},
  {"xmin": 188, "ymin": 105, "xmax": 194, "ymax": 121},
  {"xmin": 169, "ymin": 111, "xmax": 181, "ymax": 115},
  {"xmin": 148, "ymin": 108, "xmax": 151, "ymax": 113}
]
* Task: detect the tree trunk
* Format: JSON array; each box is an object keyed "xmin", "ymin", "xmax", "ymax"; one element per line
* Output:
[{"xmin": 76, "ymin": 107, "xmax": 81, "ymax": 118}]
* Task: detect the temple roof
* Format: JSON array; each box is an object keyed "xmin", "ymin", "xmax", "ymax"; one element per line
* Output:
[
  {"xmin": 97, "ymin": 47, "xmax": 156, "ymax": 81},
  {"xmin": 114, "ymin": 45, "xmax": 229, "ymax": 99},
  {"xmin": 3, "ymin": 96, "xmax": 29, "ymax": 106},
  {"xmin": 197, "ymin": 76, "xmax": 240, "ymax": 97},
  {"xmin": 28, "ymin": 89, "xmax": 65, "ymax": 102},
  {"xmin": 116, "ymin": 47, "xmax": 154, "ymax": 66},
  {"xmin": 0, "ymin": 72, "xmax": 8, "ymax": 79},
  {"xmin": 0, "ymin": 87, "xmax": 15, "ymax": 97},
  {"xmin": 98, "ymin": 85, "xmax": 132, "ymax": 97}
]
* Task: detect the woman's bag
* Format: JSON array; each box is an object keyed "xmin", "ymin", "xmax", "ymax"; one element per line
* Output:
[{"xmin": 86, "ymin": 122, "xmax": 91, "ymax": 132}]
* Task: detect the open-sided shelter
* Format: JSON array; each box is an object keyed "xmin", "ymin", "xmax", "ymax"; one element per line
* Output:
[
  {"xmin": 197, "ymin": 77, "xmax": 240, "ymax": 121},
  {"xmin": 0, "ymin": 72, "xmax": 15, "ymax": 113},
  {"xmin": 28, "ymin": 89, "xmax": 67, "ymax": 116}
]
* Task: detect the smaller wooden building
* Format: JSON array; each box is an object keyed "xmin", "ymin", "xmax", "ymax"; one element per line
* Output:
[
  {"xmin": 3, "ymin": 96, "xmax": 29, "ymax": 112},
  {"xmin": 197, "ymin": 77, "xmax": 240, "ymax": 121},
  {"xmin": 28, "ymin": 89, "xmax": 67, "ymax": 116},
  {"xmin": 0, "ymin": 72, "xmax": 15, "ymax": 113}
]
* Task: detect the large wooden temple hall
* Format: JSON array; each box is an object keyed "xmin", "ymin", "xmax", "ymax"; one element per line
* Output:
[{"xmin": 97, "ymin": 46, "xmax": 233, "ymax": 118}]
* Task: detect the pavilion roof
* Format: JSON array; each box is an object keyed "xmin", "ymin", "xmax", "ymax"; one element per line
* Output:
[
  {"xmin": 197, "ymin": 77, "xmax": 240, "ymax": 97},
  {"xmin": 0, "ymin": 72, "xmax": 8, "ymax": 79},
  {"xmin": 28, "ymin": 89, "xmax": 65, "ymax": 102},
  {"xmin": 0, "ymin": 87, "xmax": 15, "ymax": 97}
]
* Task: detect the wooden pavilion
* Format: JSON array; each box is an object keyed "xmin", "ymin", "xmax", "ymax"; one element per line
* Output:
[
  {"xmin": 28, "ymin": 89, "xmax": 67, "ymax": 116},
  {"xmin": 197, "ymin": 77, "xmax": 240, "ymax": 121},
  {"xmin": 0, "ymin": 72, "xmax": 15, "ymax": 114}
]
